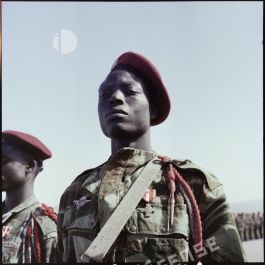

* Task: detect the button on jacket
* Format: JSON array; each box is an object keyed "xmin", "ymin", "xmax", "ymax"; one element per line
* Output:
[{"xmin": 57, "ymin": 148, "xmax": 246, "ymax": 263}]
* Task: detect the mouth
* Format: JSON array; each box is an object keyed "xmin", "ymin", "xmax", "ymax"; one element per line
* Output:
[{"xmin": 106, "ymin": 109, "xmax": 128, "ymax": 118}]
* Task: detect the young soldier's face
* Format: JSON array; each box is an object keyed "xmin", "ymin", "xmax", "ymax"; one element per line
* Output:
[
  {"xmin": 2, "ymin": 145, "xmax": 29, "ymax": 191},
  {"xmin": 98, "ymin": 69, "xmax": 151, "ymax": 140}
]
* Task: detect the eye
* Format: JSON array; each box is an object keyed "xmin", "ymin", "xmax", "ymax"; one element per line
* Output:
[
  {"xmin": 127, "ymin": 90, "xmax": 139, "ymax": 96},
  {"xmin": 123, "ymin": 85, "xmax": 141, "ymax": 95},
  {"xmin": 99, "ymin": 90, "xmax": 110, "ymax": 100}
]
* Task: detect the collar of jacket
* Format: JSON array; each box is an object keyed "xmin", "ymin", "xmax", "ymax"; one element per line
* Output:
[{"xmin": 2, "ymin": 194, "xmax": 40, "ymax": 223}]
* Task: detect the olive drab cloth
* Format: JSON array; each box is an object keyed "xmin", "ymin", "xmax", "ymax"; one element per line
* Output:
[
  {"xmin": 57, "ymin": 147, "xmax": 247, "ymax": 263},
  {"xmin": 2, "ymin": 195, "xmax": 58, "ymax": 263}
]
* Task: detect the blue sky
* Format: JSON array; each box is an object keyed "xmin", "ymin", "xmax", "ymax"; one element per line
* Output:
[{"xmin": 2, "ymin": 2, "xmax": 263, "ymax": 207}]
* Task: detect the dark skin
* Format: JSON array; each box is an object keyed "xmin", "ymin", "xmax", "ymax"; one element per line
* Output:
[
  {"xmin": 98, "ymin": 69, "xmax": 157, "ymax": 154},
  {"xmin": 2, "ymin": 144, "xmax": 42, "ymax": 212}
]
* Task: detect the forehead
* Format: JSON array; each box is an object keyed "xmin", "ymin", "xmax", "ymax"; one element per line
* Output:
[
  {"xmin": 2, "ymin": 142, "xmax": 31, "ymax": 162},
  {"xmin": 2, "ymin": 142, "xmax": 19, "ymax": 156},
  {"xmin": 100, "ymin": 69, "xmax": 145, "ymax": 89}
]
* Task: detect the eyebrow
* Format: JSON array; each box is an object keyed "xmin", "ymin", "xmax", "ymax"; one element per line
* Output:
[{"xmin": 99, "ymin": 79, "xmax": 139, "ymax": 90}]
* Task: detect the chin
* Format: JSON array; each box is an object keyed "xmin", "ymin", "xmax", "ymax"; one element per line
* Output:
[{"xmin": 105, "ymin": 125, "xmax": 132, "ymax": 140}]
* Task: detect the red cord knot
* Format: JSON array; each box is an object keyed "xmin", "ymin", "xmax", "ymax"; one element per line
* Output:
[{"xmin": 41, "ymin": 203, "xmax": 57, "ymax": 223}]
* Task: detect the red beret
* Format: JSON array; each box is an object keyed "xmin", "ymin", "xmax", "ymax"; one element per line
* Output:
[
  {"xmin": 111, "ymin": 51, "xmax": 171, "ymax": 126},
  {"xmin": 2, "ymin": 130, "xmax": 52, "ymax": 160}
]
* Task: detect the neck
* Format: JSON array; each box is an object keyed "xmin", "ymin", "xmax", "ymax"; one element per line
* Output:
[
  {"xmin": 4, "ymin": 184, "xmax": 34, "ymax": 212},
  {"xmin": 111, "ymin": 130, "xmax": 152, "ymax": 154}
]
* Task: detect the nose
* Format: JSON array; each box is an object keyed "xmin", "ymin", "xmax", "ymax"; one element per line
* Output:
[{"xmin": 109, "ymin": 89, "xmax": 125, "ymax": 106}]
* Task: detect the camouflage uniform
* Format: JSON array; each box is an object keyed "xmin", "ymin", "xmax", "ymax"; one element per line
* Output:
[
  {"xmin": 2, "ymin": 195, "xmax": 58, "ymax": 263},
  {"xmin": 236, "ymin": 214, "xmax": 245, "ymax": 241},
  {"xmin": 253, "ymin": 213, "xmax": 260, "ymax": 239},
  {"xmin": 259, "ymin": 212, "xmax": 264, "ymax": 238},
  {"xmin": 244, "ymin": 213, "xmax": 253, "ymax": 241},
  {"xmin": 58, "ymin": 147, "xmax": 246, "ymax": 263}
]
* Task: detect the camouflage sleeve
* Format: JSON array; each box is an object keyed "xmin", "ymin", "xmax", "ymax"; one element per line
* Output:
[
  {"xmin": 198, "ymin": 177, "xmax": 247, "ymax": 262},
  {"xmin": 43, "ymin": 233, "xmax": 58, "ymax": 263},
  {"xmin": 33, "ymin": 206, "xmax": 59, "ymax": 263}
]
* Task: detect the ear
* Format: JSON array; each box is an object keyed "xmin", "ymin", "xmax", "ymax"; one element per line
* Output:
[{"xmin": 25, "ymin": 160, "xmax": 37, "ymax": 174}]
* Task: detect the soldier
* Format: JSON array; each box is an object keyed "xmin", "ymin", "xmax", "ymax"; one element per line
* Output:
[
  {"xmin": 260, "ymin": 212, "xmax": 264, "ymax": 238},
  {"xmin": 236, "ymin": 213, "xmax": 245, "ymax": 241},
  {"xmin": 2, "ymin": 130, "xmax": 58, "ymax": 263},
  {"xmin": 244, "ymin": 213, "xmax": 254, "ymax": 241},
  {"xmin": 259, "ymin": 212, "xmax": 264, "ymax": 238},
  {"xmin": 253, "ymin": 212, "xmax": 261, "ymax": 239},
  {"xmin": 57, "ymin": 51, "xmax": 246, "ymax": 263},
  {"xmin": 242, "ymin": 213, "xmax": 249, "ymax": 241}
]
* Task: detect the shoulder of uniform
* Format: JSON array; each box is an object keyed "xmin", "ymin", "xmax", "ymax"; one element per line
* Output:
[
  {"xmin": 59, "ymin": 163, "xmax": 106, "ymax": 210},
  {"xmin": 71, "ymin": 163, "xmax": 106, "ymax": 184},
  {"xmin": 32, "ymin": 204, "xmax": 57, "ymax": 236},
  {"xmin": 171, "ymin": 159, "xmax": 222, "ymax": 190}
]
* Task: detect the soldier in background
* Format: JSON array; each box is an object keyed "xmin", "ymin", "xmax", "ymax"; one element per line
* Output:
[
  {"xmin": 258, "ymin": 212, "xmax": 263, "ymax": 238},
  {"xmin": 244, "ymin": 213, "xmax": 255, "ymax": 241},
  {"xmin": 57, "ymin": 51, "xmax": 246, "ymax": 263},
  {"xmin": 253, "ymin": 212, "xmax": 261, "ymax": 239},
  {"xmin": 243, "ymin": 213, "xmax": 249, "ymax": 241},
  {"xmin": 236, "ymin": 213, "xmax": 245, "ymax": 241},
  {"xmin": 249, "ymin": 213, "xmax": 255, "ymax": 240},
  {"xmin": 2, "ymin": 130, "xmax": 58, "ymax": 263}
]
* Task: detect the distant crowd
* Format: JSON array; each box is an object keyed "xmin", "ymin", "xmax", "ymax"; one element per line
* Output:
[{"xmin": 234, "ymin": 212, "xmax": 263, "ymax": 241}]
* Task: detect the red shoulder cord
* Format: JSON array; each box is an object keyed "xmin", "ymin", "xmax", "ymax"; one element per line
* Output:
[
  {"xmin": 26, "ymin": 225, "xmax": 33, "ymax": 263},
  {"xmin": 158, "ymin": 155, "xmax": 203, "ymax": 261},
  {"xmin": 41, "ymin": 203, "xmax": 58, "ymax": 223},
  {"xmin": 34, "ymin": 220, "xmax": 42, "ymax": 263},
  {"xmin": 31, "ymin": 204, "xmax": 57, "ymax": 263},
  {"xmin": 25, "ymin": 219, "xmax": 41, "ymax": 263}
]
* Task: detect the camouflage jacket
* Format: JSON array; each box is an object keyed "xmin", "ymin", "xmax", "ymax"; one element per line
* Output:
[
  {"xmin": 2, "ymin": 195, "xmax": 58, "ymax": 263},
  {"xmin": 57, "ymin": 147, "xmax": 246, "ymax": 263}
]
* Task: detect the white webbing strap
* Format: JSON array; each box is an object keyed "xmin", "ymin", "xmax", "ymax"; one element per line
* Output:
[{"xmin": 80, "ymin": 157, "xmax": 161, "ymax": 262}]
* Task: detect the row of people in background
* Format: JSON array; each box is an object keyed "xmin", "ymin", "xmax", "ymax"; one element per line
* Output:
[{"xmin": 234, "ymin": 212, "xmax": 264, "ymax": 241}]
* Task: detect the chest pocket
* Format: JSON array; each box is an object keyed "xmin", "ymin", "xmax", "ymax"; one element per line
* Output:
[
  {"xmin": 62, "ymin": 199, "xmax": 98, "ymax": 232},
  {"xmin": 62, "ymin": 199, "xmax": 99, "ymax": 262},
  {"xmin": 123, "ymin": 197, "xmax": 190, "ymax": 262}
]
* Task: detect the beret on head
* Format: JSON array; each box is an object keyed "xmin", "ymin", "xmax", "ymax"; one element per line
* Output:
[
  {"xmin": 2, "ymin": 130, "xmax": 52, "ymax": 160},
  {"xmin": 111, "ymin": 51, "xmax": 171, "ymax": 126}
]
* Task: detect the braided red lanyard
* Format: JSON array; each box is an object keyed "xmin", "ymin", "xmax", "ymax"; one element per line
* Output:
[
  {"xmin": 34, "ymin": 220, "xmax": 42, "ymax": 263},
  {"xmin": 24, "ymin": 218, "xmax": 42, "ymax": 263},
  {"xmin": 158, "ymin": 155, "xmax": 203, "ymax": 260},
  {"xmin": 25, "ymin": 224, "xmax": 33, "ymax": 263}
]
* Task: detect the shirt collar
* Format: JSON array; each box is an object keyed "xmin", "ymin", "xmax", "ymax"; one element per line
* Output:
[
  {"xmin": 2, "ymin": 194, "xmax": 39, "ymax": 215},
  {"xmin": 80, "ymin": 147, "xmax": 157, "ymax": 196}
]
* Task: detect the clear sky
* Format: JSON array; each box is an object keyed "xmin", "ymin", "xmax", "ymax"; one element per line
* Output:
[{"xmin": 2, "ymin": 2, "xmax": 263, "ymax": 208}]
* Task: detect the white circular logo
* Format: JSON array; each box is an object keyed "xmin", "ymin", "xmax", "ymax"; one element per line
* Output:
[{"xmin": 52, "ymin": 29, "xmax": 78, "ymax": 54}]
